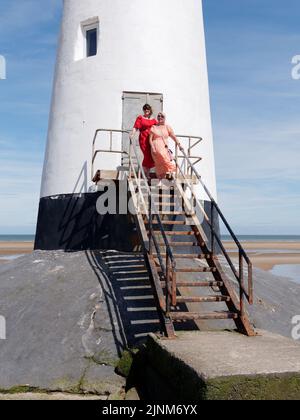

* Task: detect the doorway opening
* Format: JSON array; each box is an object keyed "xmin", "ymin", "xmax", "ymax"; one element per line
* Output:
[{"xmin": 122, "ymin": 92, "xmax": 163, "ymax": 160}]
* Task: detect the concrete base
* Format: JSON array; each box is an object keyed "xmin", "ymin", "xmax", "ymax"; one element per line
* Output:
[
  {"xmin": 143, "ymin": 331, "xmax": 300, "ymax": 400},
  {"xmin": 0, "ymin": 393, "xmax": 107, "ymax": 401},
  {"xmin": 1, "ymin": 250, "xmax": 300, "ymax": 400},
  {"xmin": 0, "ymin": 250, "xmax": 151, "ymax": 397}
]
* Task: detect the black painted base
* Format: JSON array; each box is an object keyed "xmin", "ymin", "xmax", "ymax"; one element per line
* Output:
[
  {"xmin": 35, "ymin": 188, "xmax": 220, "ymax": 252},
  {"xmin": 35, "ymin": 192, "xmax": 139, "ymax": 251}
]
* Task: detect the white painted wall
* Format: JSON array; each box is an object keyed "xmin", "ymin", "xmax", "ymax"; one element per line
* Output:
[{"xmin": 41, "ymin": 0, "xmax": 217, "ymax": 200}]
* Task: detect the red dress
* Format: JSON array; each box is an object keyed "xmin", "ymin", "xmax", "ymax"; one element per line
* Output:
[{"xmin": 134, "ymin": 116, "xmax": 157, "ymax": 169}]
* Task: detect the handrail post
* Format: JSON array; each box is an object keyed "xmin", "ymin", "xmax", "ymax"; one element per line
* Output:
[
  {"xmin": 171, "ymin": 265, "xmax": 177, "ymax": 307},
  {"xmin": 239, "ymin": 250, "xmax": 245, "ymax": 318},
  {"xmin": 91, "ymin": 131, "xmax": 96, "ymax": 181},
  {"xmin": 175, "ymin": 143, "xmax": 179, "ymax": 179},
  {"xmin": 166, "ymin": 254, "xmax": 171, "ymax": 315},
  {"xmin": 138, "ymin": 167, "xmax": 141, "ymax": 213},
  {"xmin": 110, "ymin": 131, "xmax": 113, "ymax": 152},
  {"xmin": 129, "ymin": 142, "xmax": 133, "ymax": 180},
  {"xmin": 211, "ymin": 202, "xmax": 215, "ymax": 255},
  {"xmin": 188, "ymin": 137, "xmax": 192, "ymax": 177},
  {"xmin": 149, "ymin": 194, "xmax": 153, "ymax": 255},
  {"xmin": 159, "ymin": 185, "xmax": 163, "ymax": 214},
  {"xmin": 248, "ymin": 262, "xmax": 254, "ymax": 305}
]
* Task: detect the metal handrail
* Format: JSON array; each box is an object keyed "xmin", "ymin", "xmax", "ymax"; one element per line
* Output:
[
  {"xmin": 174, "ymin": 136, "xmax": 203, "ymax": 176},
  {"xmin": 92, "ymin": 129, "xmax": 126, "ymax": 180},
  {"xmin": 174, "ymin": 146, "xmax": 253, "ymax": 307},
  {"xmin": 91, "ymin": 128, "xmax": 253, "ymax": 316},
  {"xmin": 128, "ymin": 134, "xmax": 177, "ymax": 314},
  {"xmin": 92, "ymin": 131, "xmax": 203, "ymax": 181},
  {"xmin": 91, "ymin": 128, "xmax": 177, "ymax": 315}
]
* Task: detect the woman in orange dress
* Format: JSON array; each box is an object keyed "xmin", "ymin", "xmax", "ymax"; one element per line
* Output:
[
  {"xmin": 149, "ymin": 112, "xmax": 182, "ymax": 180},
  {"xmin": 130, "ymin": 104, "xmax": 158, "ymax": 179}
]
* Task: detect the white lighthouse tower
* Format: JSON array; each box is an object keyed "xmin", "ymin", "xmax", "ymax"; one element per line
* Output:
[{"xmin": 35, "ymin": 0, "xmax": 217, "ymax": 250}]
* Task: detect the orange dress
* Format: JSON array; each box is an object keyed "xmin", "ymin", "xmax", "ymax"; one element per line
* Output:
[{"xmin": 150, "ymin": 125, "xmax": 176, "ymax": 178}]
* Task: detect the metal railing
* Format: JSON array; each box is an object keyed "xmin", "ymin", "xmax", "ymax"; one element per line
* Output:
[
  {"xmin": 174, "ymin": 135, "xmax": 203, "ymax": 177},
  {"xmin": 92, "ymin": 129, "xmax": 127, "ymax": 180},
  {"xmin": 173, "ymin": 148, "xmax": 254, "ymax": 314},
  {"xmin": 92, "ymin": 130, "xmax": 203, "ymax": 182},
  {"xmin": 91, "ymin": 128, "xmax": 254, "ymax": 319},
  {"xmin": 128, "ymin": 135, "xmax": 177, "ymax": 313},
  {"xmin": 91, "ymin": 129, "xmax": 177, "ymax": 315}
]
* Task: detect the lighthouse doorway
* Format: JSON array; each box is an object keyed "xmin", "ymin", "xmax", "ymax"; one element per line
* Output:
[{"xmin": 122, "ymin": 92, "xmax": 163, "ymax": 157}]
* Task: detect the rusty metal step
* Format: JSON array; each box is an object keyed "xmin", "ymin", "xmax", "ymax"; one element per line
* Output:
[
  {"xmin": 156, "ymin": 266, "xmax": 216, "ymax": 273},
  {"xmin": 158, "ymin": 242, "xmax": 199, "ymax": 247},
  {"xmin": 153, "ymin": 201, "xmax": 180, "ymax": 206},
  {"xmin": 144, "ymin": 193, "xmax": 179, "ymax": 199},
  {"xmin": 176, "ymin": 295, "xmax": 231, "ymax": 303},
  {"xmin": 154, "ymin": 211, "xmax": 186, "ymax": 215},
  {"xmin": 140, "ymin": 187, "xmax": 176, "ymax": 192},
  {"xmin": 149, "ymin": 221, "xmax": 187, "ymax": 226},
  {"xmin": 149, "ymin": 231, "xmax": 195, "ymax": 236},
  {"xmin": 175, "ymin": 267, "xmax": 217, "ymax": 273},
  {"xmin": 154, "ymin": 253, "xmax": 213, "ymax": 259},
  {"xmin": 161, "ymin": 281, "xmax": 223, "ymax": 288},
  {"xmin": 169, "ymin": 311, "xmax": 238, "ymax": 321}
]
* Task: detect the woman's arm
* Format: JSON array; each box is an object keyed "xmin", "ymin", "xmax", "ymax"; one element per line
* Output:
[
  {"xmin": 168, "ymin": 126, "xmax": 183, "ymax": 151},
  {"xmin": 130, "ymin": 116, "xmax": 142, "ymax": 140},
  {"xmin": 149, "ymin": 131, "xmax": 155, "ymax": 152},
  {"xmin": 129, "ymin": 128, "xmax": 138, "ymax": 141}
]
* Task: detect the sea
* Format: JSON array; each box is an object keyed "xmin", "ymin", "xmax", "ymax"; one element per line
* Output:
[
  {"xmin": 1, "ymin": 234, "xmax": 300, "ymax": 243},
  {"xmin": 0, "ymin": 235, "xmax": 35, "ymax": 242},
  {"xmin": 222, "ymin": 235, "xmax": 300, "ymax": 242}
]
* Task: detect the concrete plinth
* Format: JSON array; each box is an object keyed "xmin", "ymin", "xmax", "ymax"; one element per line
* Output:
[
  {"xmin": 143, "ymin": 331, "xmax": 300, "ymax": 400},
  {"xmin": 0, "ymin": 250, "xmax": 159, "ymax": 397}
]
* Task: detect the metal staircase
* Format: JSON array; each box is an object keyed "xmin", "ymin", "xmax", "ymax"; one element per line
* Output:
[{"xmin": 92, "ymin": 129, "xmax": 255, "ymax": 338}]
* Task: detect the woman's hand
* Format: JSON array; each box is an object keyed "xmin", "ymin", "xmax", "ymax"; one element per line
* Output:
[
  {"xmin": 151, "ymin": 143, "xmax": 156, "ymax": 154},
  {"xmin": 149, "ymin": 133, "xmax": 156, "ymax": 154},
  {"xmin": 168, "ymin": 127, "xmax": 183, "ymax": 152},
  {"xmin": 129, "ymin": 128, "xmax": 137, "ymax": 141}
]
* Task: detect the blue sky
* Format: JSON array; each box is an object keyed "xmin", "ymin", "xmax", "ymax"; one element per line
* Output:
[{"xmin": 0, "ymin": 0, "xmax": 299, "ymax": 235}]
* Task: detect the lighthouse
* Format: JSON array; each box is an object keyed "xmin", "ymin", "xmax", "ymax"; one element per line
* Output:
[{"xmin": 35, "ymin": 0, "xmax": 217, "ymax": 251}]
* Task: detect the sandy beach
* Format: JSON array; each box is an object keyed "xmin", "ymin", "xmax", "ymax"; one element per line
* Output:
[
  {"xmin": 0, "ymin": 240, "xmax": 300, "ymax": 273},
  {"xmin": 225, "ymin": 241, "xmax": 300, "ymax": 251},
  {"xmin": 0, "ymin": 242, "xmax": 34, "ymax": 263},
  {"xmin": 224, "ymin": 241, "xmax": 300, "ymax": 271}
]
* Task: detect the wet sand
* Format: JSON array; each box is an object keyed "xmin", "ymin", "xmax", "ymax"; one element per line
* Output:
[
  {"xmin": 225, "ymin": 241, "xmax": 300, "ymax": 271},
  {"xmin": 0, "ymin": 241, "xmax": 300, "ymax": 272},
  {"xmin": 225, "ymin": 241, "xmax": 300, "ymax": 251},
  {"xmin": 0, "ymin": 242, "xmax": 34, "ymax": 264}
]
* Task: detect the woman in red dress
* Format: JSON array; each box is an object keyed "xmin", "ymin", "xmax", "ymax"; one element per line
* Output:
[{"xmin": 130, "ymin": 104, "xmax": 158, "ymax": 179}]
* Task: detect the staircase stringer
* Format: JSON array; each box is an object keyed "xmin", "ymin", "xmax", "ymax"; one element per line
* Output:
[{"xmin": 190, "ymin": 221, "xmax": 256, "ymax": 337}]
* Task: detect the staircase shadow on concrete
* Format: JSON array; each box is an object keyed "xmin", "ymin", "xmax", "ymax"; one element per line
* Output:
[{"xmin": 87, "ymin": 250, "xmax": 164, "ymax": 348}]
